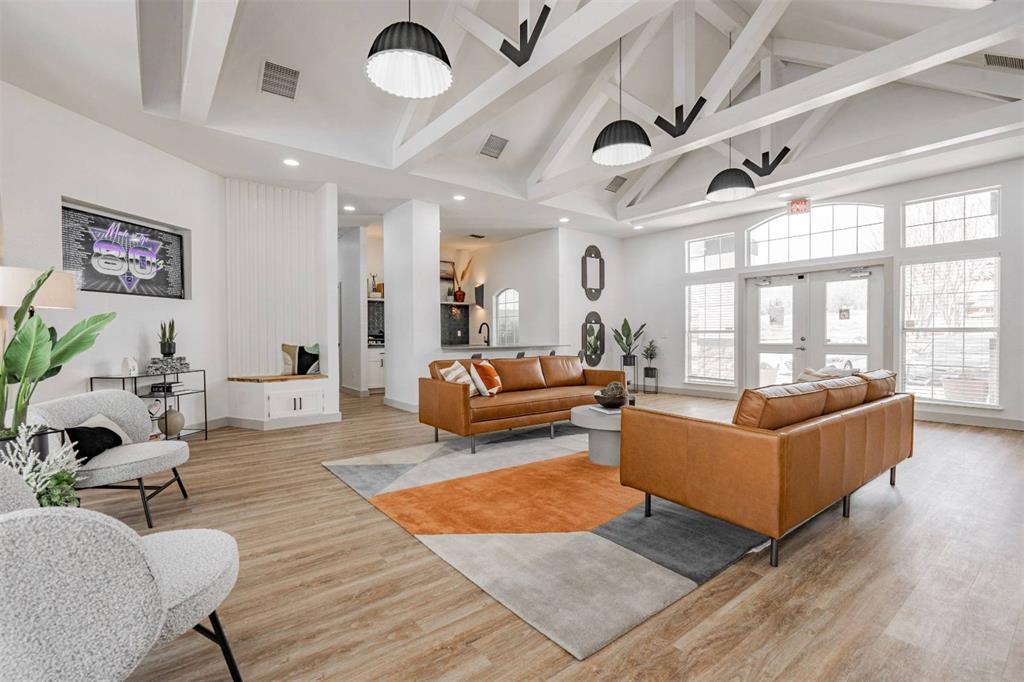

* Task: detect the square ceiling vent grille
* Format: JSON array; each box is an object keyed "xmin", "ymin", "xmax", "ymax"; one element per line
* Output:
[
  {"xmin": 984, "ymin": 53, "xmax": 1024, "ymax": 70},
  {"xmin": 260, "ymin": 61, "xmax": 300, "ymax": 99},
  {"xmin": 479, "ymin": 134, "xmax": 509, "ymax": 159},
  {"xmin": 604, "ymin": 175, "xmax": 628, "ymax": 193}
]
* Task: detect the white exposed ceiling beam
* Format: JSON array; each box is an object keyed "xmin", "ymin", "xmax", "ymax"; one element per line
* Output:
[
  {"xmin": 774, "ymin": 38, "xmax": 1024, "ymax": 102},
  {"xmin": 621, "ymin": 100, "xmax": 1023, "ymax": 222},
  {"xmin": 394, "ymin": 0, "xmax": 481, "ymax": 150},
  {"xmin": 760, "ymin": 54, "xmax": 782, "ymax": 153},
  {"xmin": 784, "ymin": 101, "xmax": 845, "ymax": 163},
  {"xmin": 525, "ymin": 9, "xmax": 670, "ymax": 185},
  {"xmin": 857, "ymin": 0, "xmax": 991, "ymax": 8},
  {"xmin": 674, "ymin": 0, "xmax": 697, "ymax": 107},
  {"xmin": 528, "ymin": 0, "xmax": 1024, "ymax": 202},
  {"xmin": 455, "ymin": 5, "xmax": 514, "ymax": 55},
  {"xmin": 618, "ymin": 1, "xmax": 783, "ymax": 209},
  {"xmin": 179, "ymin": 0, "xmax": 239, "ymax": 125},
  {"xmin": 395, "ymin": 0, "xmax": 673, "ymax": 171}
]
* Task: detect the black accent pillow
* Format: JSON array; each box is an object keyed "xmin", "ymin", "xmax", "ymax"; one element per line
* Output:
[{"xmin": 65, "ymin": 426, "xmax": 122, "ymax": 464}]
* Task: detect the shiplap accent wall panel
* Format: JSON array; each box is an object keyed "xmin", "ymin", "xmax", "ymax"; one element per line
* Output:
[{"xmin": 226, "ymin": 179, "xmax": 320, "ymax": 376}]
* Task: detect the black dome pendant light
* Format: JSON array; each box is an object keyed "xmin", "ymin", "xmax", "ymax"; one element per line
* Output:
[
  {"xmin": 706, "ymin": 32, "xmax": 756, "ymax": 202},
  {"xmin": 366, "ymin": 0, "xmax": 452, "ymax": 99},
  {"xmin": 592, "ymin": 38, "xmax": 652, "ymax": 167}
]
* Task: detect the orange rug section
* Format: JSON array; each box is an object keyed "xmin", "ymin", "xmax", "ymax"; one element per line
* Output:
[{"xmin": 369, "ymin": 453, "xmax": 644, "ymax": 535}]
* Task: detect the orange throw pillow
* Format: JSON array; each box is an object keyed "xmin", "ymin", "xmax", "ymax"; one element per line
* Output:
[{"xmin": 471, "ymin": 360, "xmax": 503, "ymax": 396}]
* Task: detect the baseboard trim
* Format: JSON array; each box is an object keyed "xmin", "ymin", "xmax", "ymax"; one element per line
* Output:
[
  {"xmin": 914, "ymin": 410, "xmax": 1023, "ymax": 432},
  {"xmin": 383, "ymin": 397, "xmax": 417, "ymax": 413},
  {"xmin": 225, "ymin": 412, "xmax": 342, "ymax": 431},
  {"xmin": 341, "ymin": 385, "xmax": 369, "ymax": 397}
]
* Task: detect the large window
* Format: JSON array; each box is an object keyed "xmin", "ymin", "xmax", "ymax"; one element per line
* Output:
[
  {"xmin": 748, "ymin": 203, "xmax": 884, "ymax": 266},
  {"xmin": 904, "ymin": 187, "xmax": 999, "ymax": 247},
  {"xmin": 687, "ymin": 233, "xmax": 735, "ymax": 272},
  {"xmin": 494, "ymin": 288, "xmax": 519, "ymax": 346},
  {"xmin": 902, "ymin": 257, "xmax": 999, "ymax": 406},
  {"xmin": 686, "ymin": 282, "xmax": 735, "ymax": 385}
]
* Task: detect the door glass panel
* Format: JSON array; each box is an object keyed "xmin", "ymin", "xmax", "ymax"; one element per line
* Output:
[
  {"xmin": 826, "ymin": 279, "xmax": 868, "ymax": 344},
  {"xmin": 759, "ymin": 285, "xmax": 792, "ymax": 344},
  {"xmin": 759, "ymin": 353, "xmax": 793, "ymax": 386},
  {"xmin": 825, "ymin": 354, "xmax": 868, "ymax": 371}
]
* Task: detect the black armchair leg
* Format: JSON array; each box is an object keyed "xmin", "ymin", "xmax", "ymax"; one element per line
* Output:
[
  {"xmin": 138, "ymin": 478, "xmax": 154, "ymax": 528},
  {"xmin": 172, "ymin": 467, "xmax": 189, "ymax": 499},
  {"xmin": 194, "ymin": 610, "xmax": 243, "ymax": 682}
]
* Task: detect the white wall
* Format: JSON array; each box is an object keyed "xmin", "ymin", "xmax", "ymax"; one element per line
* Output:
[
  {"xmin": 558, "ymin": 228, "xmax": 627, "ymax": 370},
  {"xmin": 624, "ymin": 158, "xmax": 1024, "ymax": 428},
  {"xmin": 466, "ymin": 230, "xmax": 560, "ymax": 346},
  {"xmin": 0, "ymin": 83, "xmax": 230, "ymax": 418},
  {"xmin": 339, "ymin": 227, "xmax": 367, "ymax": 393}
]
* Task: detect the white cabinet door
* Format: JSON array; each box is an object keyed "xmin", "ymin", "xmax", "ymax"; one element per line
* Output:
[
  {"xmin": 366, "ymin": 353, "xmax": 385, "ymax": 389},
  {"xmin": 268, "ymin": 392, "xmax": 298, "ymax": 419},
  {"xmin": 293, "ymin": 389, "xmax": 323, "ymax": 414}
]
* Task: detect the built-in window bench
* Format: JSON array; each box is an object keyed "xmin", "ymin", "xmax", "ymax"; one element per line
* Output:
[{"xmin": 227, "ymin": 374, "xmax": 339, "ymax": 430}]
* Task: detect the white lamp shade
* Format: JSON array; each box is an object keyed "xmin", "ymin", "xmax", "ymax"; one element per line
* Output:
[{"xmin": 0, "ymin": 266, "xmax": 76, "ymax": 310}]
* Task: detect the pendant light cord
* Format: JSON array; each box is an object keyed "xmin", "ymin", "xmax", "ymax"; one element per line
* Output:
[
  {"xmin": 618, "ymin": 38, "xmax": 623, "ymax": 120},
  {"xmin": 727, "ymin": 31, "xmax": 733, "ymax": 167},
  {"xmin": 408, "ymin": 0, "xmax": 411, "ymax": 21}
]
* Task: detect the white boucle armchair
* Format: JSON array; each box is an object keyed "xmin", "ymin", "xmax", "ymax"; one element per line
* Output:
[
  {"xmin": 27, "ymin": 389, "xmax": 190, "ymax": 527},
  {"xmin": 0, "ymin": 465, "xmax": 242, "ymax": 681}
]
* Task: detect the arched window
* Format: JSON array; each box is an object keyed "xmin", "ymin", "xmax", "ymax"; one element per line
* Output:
[
  {"xmin": 747, "ymin": 203, "xmax": 884, "ymax": 266},
  {"xmin": 494, "ymin": 288, "xmax": 520, "ymax": 346}
]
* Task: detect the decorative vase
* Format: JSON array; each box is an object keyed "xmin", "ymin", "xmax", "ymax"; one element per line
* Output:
[
  {"xmin": 454, "ymin": 288, "xmax": 466, "ymax": 302},
  {"xmin": 122, "ymin": 356, "xmax": 139, "ymax": 377},
  {"xmin": 160, "ymin": 341, "xmax": 176, "ymax": 358},
  {"xmin": 158, "ymin": 408, "xmax": 185, "ymax": 438}
]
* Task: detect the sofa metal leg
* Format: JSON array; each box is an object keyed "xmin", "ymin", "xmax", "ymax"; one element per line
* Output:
[
  {"xmin": 434, "ymin": 427, "xmax": 438, "ymax": 443},
  {"xmin": 194, "ymin": 610, "xmax": 243, "ymax": 682},
  {"xmin": 172, "ymin": 467, "xmax": 189, "ymax": 499},
  {"xmin": 138, "ymin": 478, "xmax": 154, "ymax": 528},
  {"xmin": 550, "ymin": 422, "xmax": 555, "ymax": 439},
  {"xmin": 470, "ymin": 435, "xmax": 476, "ymax": 454},
  {"xmin": 769, "ymin": 539, "xmax": 779, "ymax": 567},
  {"xmin": 842, "ymin": 494, "xmax": 850, "ymax": 518},
  {"xmin": 890, "ymin": 466, "xmax": 896, "ymax": 486},
  {"xmin": 644, "ymin": 493, "xmax": 651, "ymax": 517}
]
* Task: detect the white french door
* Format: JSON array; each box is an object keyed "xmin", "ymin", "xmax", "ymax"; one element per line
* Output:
[{"xmin": 744, "ymin": 266, "xmax": 884, "ymax": 387}]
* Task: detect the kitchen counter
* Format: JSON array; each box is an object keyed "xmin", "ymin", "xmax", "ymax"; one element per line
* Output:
[{"xmin": 440, "ymin": 343, "xmax": 569, "ymax": 351}]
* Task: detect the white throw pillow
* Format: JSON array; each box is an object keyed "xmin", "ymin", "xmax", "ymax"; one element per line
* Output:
[
  {"xmin": 439, "ymin": 362, "xmax": 479, "ymax": 397},
  {"xmin": 75, "ymin": 414, "xmax": 132, "ymax": 444}
]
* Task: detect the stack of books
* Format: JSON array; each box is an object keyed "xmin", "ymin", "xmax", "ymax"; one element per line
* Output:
[{"xmin": 150, "ymin": 381, "xmax": 186, "ymax": 395}]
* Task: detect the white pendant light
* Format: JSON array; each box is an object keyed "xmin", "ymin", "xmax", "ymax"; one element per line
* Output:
[
  {"xmin": 366, "ymin": 0, "xmax": 452, "ymax": 99},
  {"xmin": 592, "ymin": 39, "xmax": 651, "ymax": 166},
  {"xmin": 706, "ymin": 32, "xmax": 755, "ymax": 202}
]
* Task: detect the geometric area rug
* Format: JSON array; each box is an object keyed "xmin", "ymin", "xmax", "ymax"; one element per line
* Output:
[{"xmin": 323, "ymin": 425, "xmax": 766, "ymax": 660}]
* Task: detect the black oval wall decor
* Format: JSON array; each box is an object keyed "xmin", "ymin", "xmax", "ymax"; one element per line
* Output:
[
  {"xmin": 581, "ymin": 311, "xmax": 605, "ymax": 367},
  {"xmin": 581, "ymin": 245, "xmax": 604, "ymax": 301}
]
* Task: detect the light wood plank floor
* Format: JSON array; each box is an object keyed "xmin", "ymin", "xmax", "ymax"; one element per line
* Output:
[{"xmin": 86, "ymin": 393, "xmax": 1024, "ymax": 681}]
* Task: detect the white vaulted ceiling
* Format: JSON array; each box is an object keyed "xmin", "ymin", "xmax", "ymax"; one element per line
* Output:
[{"xmin": 2, "ymin": 0, "xmax": 1022, "ymax": 240}]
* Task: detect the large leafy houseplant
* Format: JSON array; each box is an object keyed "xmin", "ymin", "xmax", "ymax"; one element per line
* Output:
[
  {"xmin": 0, "ymin": 267, "xmax": 116, "ymax": 434},
  {"xmin": 611, "ymin": 318, "xmax": 646, "ymax": 366}
]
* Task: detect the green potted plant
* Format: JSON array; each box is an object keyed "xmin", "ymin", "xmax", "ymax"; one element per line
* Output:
[
  {"xmin": 0, "ymin": 267, "xmax": 116, "ymax": 435},
  {"xmin": 612, "ymin": 318, "xmax": 646, "ymax": 368},
  {"xmin": 1, "ymin": 423, "xmax": 84, "ymax": 507},
  {"xmin": 642, "ymin": 339, "xmax": 658, "ymax": 377},
  {"xmin": 159, "ymin": 319, "xmax": 177, "ymax": 357}
]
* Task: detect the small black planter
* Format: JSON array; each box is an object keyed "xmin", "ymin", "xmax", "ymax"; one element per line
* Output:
[
  {"xmin": 643, "ymin": 366, "xmax": 659, "ymax": 394},
  {"xmin": 160, "ymin": 341, "xmax": 176, "ymax": 358},
  {"xmin": 621, "ymin": 354, "xmax": 637, "ymax": 366}
]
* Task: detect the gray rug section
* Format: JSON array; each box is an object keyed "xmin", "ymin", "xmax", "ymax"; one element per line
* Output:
[
  {"xmin": 323, "ymin": 463, "xmax": 416, "ymax": 499},
  {"xmin": 593, "ymin": 501, "xmax": 767, "ymax": 584},
  {"xmin": 419, "ymin": 532, "xmax": 697, "ymax": 660}
]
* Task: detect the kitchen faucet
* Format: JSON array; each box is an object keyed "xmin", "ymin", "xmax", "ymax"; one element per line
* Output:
[{"xmin": 478, "ymin": 322, "xmax": 490, "ymax": 346}]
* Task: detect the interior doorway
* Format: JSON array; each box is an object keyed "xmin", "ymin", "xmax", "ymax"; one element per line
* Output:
[{"xmin": 744, "ymin": 265, "xmax": 884, "ymax": 387}]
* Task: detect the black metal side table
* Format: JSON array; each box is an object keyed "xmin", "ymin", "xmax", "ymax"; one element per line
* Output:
[{"xmin": 89, "ymin": 369, "xmax": 208, "ymax": 440}]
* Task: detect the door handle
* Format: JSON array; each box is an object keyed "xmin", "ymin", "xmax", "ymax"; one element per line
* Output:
[
  {"xmin": 299, "ymin": 397, "xmax": 303, "ymax": 410},
  {"xmin": 794, "ymin": 346, "xmax": 806, "ymax": 351}
]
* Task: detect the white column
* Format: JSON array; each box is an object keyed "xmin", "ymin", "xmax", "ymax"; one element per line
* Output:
[
  {"xmin": 383, "ymin": 200, "xmax": 441, "ymax": 411},
  {"xmin": 314, "ymin": 182, "xmax": 340, "ymax": 417}
]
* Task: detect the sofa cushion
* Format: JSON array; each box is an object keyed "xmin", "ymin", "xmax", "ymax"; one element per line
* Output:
[
  {"xmin": 817, "ymin": 376, "xmax": 869, "ymax": 414},
  {"xmin": 733, "ymin": 382, "xmax": 828, "ymax": 430},
  {"xmin": 540, "ymin": 355, "xmax": 586, "ymax": 387},
  {"xmin": 439, "ymin": 361, "xmax": 479, "ymax": 397},
  {"xmin": 490, "ymin": 357, "xmax": 547, "ymax": 392},
  {"xmin": 470, "ymin": 385, "xmax": 597, "ymax": 422},
  {"xmin": 857, "ymin": 369, "xmax": 897, "ymax": 402},
  {"xmin": 471, "ymin": 360, "xmax": 503, "ymax": 396},
  {"xmin": 429, "ymin": 360, "xmax": 471, "ymax": 380}
]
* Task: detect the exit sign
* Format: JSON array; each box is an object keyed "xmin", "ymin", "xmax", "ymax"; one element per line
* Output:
[{"xmin": 788, "ymin": 198, "xmax": 810, "ymax": 214}]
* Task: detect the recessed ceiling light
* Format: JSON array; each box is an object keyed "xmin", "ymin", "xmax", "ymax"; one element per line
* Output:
[
  {"xmin": 633, "ymin": 225, "xmax": 644, "ymax": 230},
  {"xmin": 559, "ymin": 217, "xmax": 570, "ymax": 223},
  {"xmin": 343, "ymin": 205, "xmax": 356, "ymax": 212},
  {"xmin": 283, "ymin": 158, "xmax": 300, "ymax": 167},
  {"xmin": 453, "ymin": 194, "xmax": 466, "ymax": 201},
  {"xmin": 778, "ymin": 192, "xmax": 793, "ymax": 198}
]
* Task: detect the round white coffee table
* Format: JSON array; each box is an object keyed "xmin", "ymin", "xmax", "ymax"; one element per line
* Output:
[{"xmin": 570, "ymin": 405, "xmax": 622, "ymax": 466}]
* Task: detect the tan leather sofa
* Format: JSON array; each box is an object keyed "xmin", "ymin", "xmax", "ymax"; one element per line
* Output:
[
  {"xmin": 620, "ymin": 371, "xmax": 913, "ymax": 566},
  {"xmin": 419, "ymin": 356, "xmax": 624, "ymax": 452}
]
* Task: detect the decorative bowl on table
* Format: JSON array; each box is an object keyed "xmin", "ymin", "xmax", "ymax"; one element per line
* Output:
[{"xmin": 594, "ymin": 381, "xmax": 628, "ymax": 409}]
